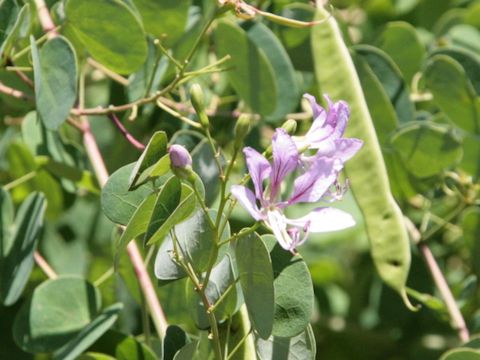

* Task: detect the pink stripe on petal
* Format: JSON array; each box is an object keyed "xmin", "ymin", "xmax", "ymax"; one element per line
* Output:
[{"xmin": 271, "ymin": 128, "xmax": 299, "ymax": 199}]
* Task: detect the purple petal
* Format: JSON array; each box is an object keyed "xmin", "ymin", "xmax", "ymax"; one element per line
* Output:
[
  {"xmin": 266, "ymin": 210, "xmax": 292, "ymax": 250},
  {"xmin": 288, "ymin": 157, "xmax": 337, "ymax": 205},
  {"xmin": 328, "ymin": 100, "xmax": 350, "ymax": 140},
  {"xmin": 285, "ymin": 207, "xmax": 355, "ymax": 232},
  {"xmin": 316, "ymin": 138, "xmax": 364, "ymax": 162},
  {"xmin": 231, "ymin": 185, "xmax": 263, "ymax": 221},
  {"xmin": 271, "ymin": 128, "xmax": 299, "ymax": 199},
  {"xmin": 243, "ymin": 147, "xmax": 271, "ymax": 200},
  {"xmin": 303, "ymin": 93, "xmax": 325, "ymax": 120}
]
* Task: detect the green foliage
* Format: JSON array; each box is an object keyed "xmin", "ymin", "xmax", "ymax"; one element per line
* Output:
[{"xmin": 2, "ymin": 0, "xmax": 480, "ymax": 359}]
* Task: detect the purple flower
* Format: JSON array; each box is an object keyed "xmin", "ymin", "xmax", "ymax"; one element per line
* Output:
[
  {"xmin": 231, "ymin": 128, "xmax": 355, "ymax": 252},
  {"xmin": 169, "ymin": 144, "xmax": 192, "ymax": 169},
  {"xmin": 296, "ymin": 94, "xmax": 363, "ymax": 170}
]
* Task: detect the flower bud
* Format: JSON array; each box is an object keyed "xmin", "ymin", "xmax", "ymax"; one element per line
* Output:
[
  {"xmin": 169, "ymin": 144, "xmax": 196, "ymax": 181},
  {"xmin": 190, "ymin": 84, "xmax": 210, "ymax": 129},
  {"xmin": 281, "ymin": 119, "xmax": 297, "ymax": 135},
  {"xmin": 234, "ymin": 114, "xmax": 252, "ymax": 149}
]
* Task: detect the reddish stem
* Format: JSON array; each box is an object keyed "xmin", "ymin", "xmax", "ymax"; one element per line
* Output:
[{"xmin": 108, "ymin": 114, "xmax": 145, "ymax": 150}]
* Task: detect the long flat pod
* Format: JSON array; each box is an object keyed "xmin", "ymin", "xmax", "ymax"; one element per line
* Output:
[{"xmin": 311, "ymin": 3, "xmax": 414, "ymax": 308}]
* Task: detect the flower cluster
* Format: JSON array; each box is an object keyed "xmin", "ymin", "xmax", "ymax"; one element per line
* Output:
[{"xmin": 231, "ymin": 94, "xmax": 363, "ymax": 252}]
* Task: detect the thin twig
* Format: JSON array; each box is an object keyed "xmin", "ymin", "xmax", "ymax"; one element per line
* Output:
[
  {"xmin": 0, "ymin": 81, "xmax": 31, "ymax": 100},
  {"xmin": 107, "ymin": 114, "xmax": 145, "ymax": 150},
  {"xmin": 34, "ymin": 251, "xmax": 58, "ymax": 279},
  {"xmin": 87, "ymin": 58, "xmax": 129, "ymax": 86},
  {"xmin": 12, "ymin": 69, "xmax": 34, "ymax": 89},
  {"xmin": 33, "ymin": 0, "xmax": 58, "ymax": 38},
  {"xmin": 419, "ymin": 243, "xmax": 470, "ymax": 343}
]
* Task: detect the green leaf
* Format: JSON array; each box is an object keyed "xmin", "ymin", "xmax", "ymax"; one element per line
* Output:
[
  {"xmin": 312, "ymin": 5, "xmax": 414, "ymax": 309},
  {"xmin": 31, "ymin": 36, "xmax": 77, "ymax": 130},
  {"xmin": 460, "ymin": 133, "xmax": 480, "ymax": 180},
  {"xmin": 354, "ymin": 44, "xmax": 414, "ymax": 124},
  {"xmin": 187, "ymin": 254, "xmax": 238, "ymax": 329},
  {"xmin": 375, "ymin": 21, "xmax": 425, "ymax": 83},
  {"xmin": 65, "ymin": 0, "xmax": 147, "ymax": 74},
  {"xmin": 101, "ymin": 163, "xmax": 155, "ymax": 226},
  {"xmin": 235, "ymin": 232, "xmax": 274, "ymax": 339},
  {"xmin": 145, "ymin": 182, "xmax": 199, "ymax": 246},
  {"xmin": 352, "ymin": 52, "xmax": 398, "ymax": 146},
  {"xmin": 163, "ymin": 325, "xmax": 189, "ymax": 360},
  {"xmin": 391, "ymin": 121, "xmax": 463, "ymax": 178},
  {"xmin": 243, "ymin": 21, "xmax": 299, "ymax": 123},
  {"xmin": 255, "ymin": 324, "xmax": 316, "ymax": 360},
  {"xmin": 191, "ymin": 139, "xmax": 220, "ymax": 206},
  {"xmin": 425, "ymin": 54, "xmax": 480, "ymax": 134},
  {"xmin": 13, "ymin": 277, "xmax": 102, "ymax": 353},
  {"xmin": 262, "ymin": 235, "xmax": 314, "ymax": 338},
  {"xmin": 78, "ymin": 353, "xmax": 116, "ymax": 360},
  {"xmin": 132, "ymin": 0, "xmax": 191, "ymax": 47},
  {"xmin": 154, "ymin": 209, "xmax": 229, "ymax": 281},
  {"xmin": 1, "ymin": 192, "xmax": 46, "ymax": 306},
  {"xmin": 173, "ymin": 341, "xmax": 199, "ymax": 360},
  {"xmin": 115, "ymin": 192, "xmax": 156, "ymax": 266},
  {"xmin": 440, "ymin": 348, "xmax": 480, "ymax": 360},
  {"xmin": 0, "ymin": 187, "xmax": 14, "ymax": 258},
  {"xmin": 0, "ymin": 2, "xmax": 30, "ymax": 61},
  {"xmin": 144, "ymin": 176, "xmax": 182, "ymax": 243},
  {"xmin": 53, "ymin": 303, "xmax": 124, "ymax": 360},
  {"xmin": 431, "ymin": 47, "xmax": 480, "ymax": 95},
  {"xmin": 128, "ymin": 131, "xmax": 169, "ymax": 190},
  {"xmin": 6, "ymin": 142, "xmax": 64, "ymax": 219},
  {"xmin": 216, "ymin": 21, "xmax": 277, "ymax": 116},
  {"xmin": 115, "ymin": 336, "xmax": 157, "ymax": 360}
]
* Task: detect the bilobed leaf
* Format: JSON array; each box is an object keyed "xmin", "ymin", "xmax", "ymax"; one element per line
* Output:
[
  {"xmin": 132, "ymin": 0, "xmax": 191, "ymax": 47},
  {"xmin": 65, "ymin": 0, "xmax": 147, "ymax": 74},
  {"xmin": 354, "ymin": 44, "xmax": 414, "ymax": 124},
  {"xmin": 425, "ymin": 54, "xmax": 480, "ymax": 134},
  {"xmin": 262, "ymin": 235, "xmax": 314, "ymax": 338},
  {"xmin": 13, "ymin": 277, "xmax": 102, "ymax": 353},
  {"xmin": 235, "ymin": 232, "xmax": 274, "ymax": 339},
  {"xmin": 255, "ymin": 324, "xmax": 316, "ymax": 360},
  {"xmin": 243, "ymin": 21, "xmax": 299, "ymax": 123},
  {"xmin": 375, "ymin": 21, "xmax": 425, "ymax": 83},
  {"xmin": 216, "ymin": 21, "xmax": 277, "ymax": 116},
  {"xmin": 115, "ymin": 192, "xmax": 156, "ymax": 266},
  {"xmin": 101, "ymin": 163, "xmax": 155, "ymax": 226},
  {"xmin": 1, "ymin": 192, "xmax": 46, "ymax": 306},
  {"xmin": 53, "ymin": 303, "xmax": 124, "ymax": 360},
  {"xmin": 31, "ymin": 36, "xmax": 77, "ymax": 130},
  {"xmin": 391, "ymin": 121, "xmax": 463, "ymax": 178},
  {"xmin": 312, "ymin": 5, "xmax": 413, "ymax": 308},
  {"xmin": 128, "ymin": 131, "xmax": 169, "ymax": 190}
]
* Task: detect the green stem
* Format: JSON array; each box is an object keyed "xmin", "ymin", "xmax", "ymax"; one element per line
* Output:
[
  {"xmin": 226, "ymin": 327, "xmax": 253, "ymax": 360},
  {"xmin": 93, "ymin": 267, "xmax": 114, "ymax": 287},
  {"xmin": 209, "ymin": 278, "xmax": 240, "ymax": 313},
  {"xmin": 218, "ymin": 223, "xmax": 260, "ymax": 248},
  {"xmin": 421, "ymin": 203, "xmax": 467, "ymax": 242},
  {"xmin": 4, "ymin": 171, "xmax": 37, "ymax": 190},
  {"xmin": 11, "ymin": 25, "xmax": 61, "ymax": 61},
  {"xmin": 215, "ymin": 145, "xmax": 240, "ymax": 228}
]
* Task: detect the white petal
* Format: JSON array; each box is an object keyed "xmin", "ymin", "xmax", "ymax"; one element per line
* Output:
[
  {"xmin": 266, "ymin": 210, "xmax": 292, "ymax": 250},
  {"xmin": 285, "ymin": 207, "xmax": 355, "ymax": 233},
  {"xmin": 231, "ymin": 185, "xmax": 263, "ymax": 221}
]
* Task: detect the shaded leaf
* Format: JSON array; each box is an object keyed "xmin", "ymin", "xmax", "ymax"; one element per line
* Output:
[
  {"xmin": 65, "ymin": 0, "xmax": 147, "ymax": 74},
  {"xmin": 31, "ymin": 36, "xmax": 77, "ymax": 130},
  {"xmin": 235, "ymin": 232, "xmax": 274, "ymax": 339}
]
